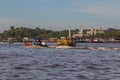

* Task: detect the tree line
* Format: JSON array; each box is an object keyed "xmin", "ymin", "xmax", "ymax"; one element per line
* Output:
[
  {"xmin": 0, "ymin": 26, "xmax": 120, "ymax": 39},
  {"xmin": 0, "ymin": 26, "xmax": 69, "ymax": 39}
]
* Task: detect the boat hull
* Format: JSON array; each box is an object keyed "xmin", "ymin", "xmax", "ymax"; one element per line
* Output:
[
  {"xmin": 56, "ymin": 45, "xmax": 75, "ymax": 49},
  {"xmin": 25, "ymin": 45, "xmax": 47, "ymax": 48},
  {"xmin": 24, "ymin": 41, "xmax": 48, "ymax": 48},
  {"xmin": 24, "ymin": 41, "xmax": 32, "ymax": 46}
]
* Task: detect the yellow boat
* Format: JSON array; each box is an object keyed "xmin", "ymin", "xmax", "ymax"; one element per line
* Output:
[{"xmin": 56, "ymin": 27, "xmax": 76, "ymax": 48}]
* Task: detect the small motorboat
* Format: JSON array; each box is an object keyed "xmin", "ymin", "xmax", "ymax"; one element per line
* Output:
[
  {"xmin": 56, "ymin": 27, "xmax": 76, "ymax": 49},
  {"xmin": 23, "ymin": 38, "xmax": 48, "ymax": 48}
]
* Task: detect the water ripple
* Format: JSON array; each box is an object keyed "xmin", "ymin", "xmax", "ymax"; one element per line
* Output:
[{"xmin": 0, "ymin": 43, "xmax": 120, "ymax": 80}]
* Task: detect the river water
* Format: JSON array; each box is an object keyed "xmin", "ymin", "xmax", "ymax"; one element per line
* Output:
[{"xmin": 0, "ymin": 43, "xmax": 120, "ymax": 80}]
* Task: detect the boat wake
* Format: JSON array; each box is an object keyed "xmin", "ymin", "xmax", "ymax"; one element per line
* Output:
[
  {"xmin": 25, "ymin": 45, "xmax": 120, "ymax": 50},
  {"xmin": 87, "ymin": 47, "xmax": 120, "ymax": 50}
]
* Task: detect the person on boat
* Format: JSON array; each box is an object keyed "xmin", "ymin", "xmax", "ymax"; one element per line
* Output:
[
  {"xmin": 36, "ymin": 39, "xmax": 42, "ymax": 46},
  {"xmin": 32, "ymin": 40, "xmax": 37, "ymax": 45}
]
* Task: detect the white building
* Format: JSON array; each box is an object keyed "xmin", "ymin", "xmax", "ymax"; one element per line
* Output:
[
  {"xmin": 73, "ymin": 26, "xmax": 83, "ymax": 38},
  {"xmin": 73, "ymin": 26, "xmax": 104, "ymax": 38},
  {"xmin": 87, "ymin": 27, "xmax": 104, "ymax": 36}
]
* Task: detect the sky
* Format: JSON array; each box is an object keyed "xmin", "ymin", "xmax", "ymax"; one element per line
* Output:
[{"xmin": 0, "ymin": 0, "xmax": 120, "ymax": 32}]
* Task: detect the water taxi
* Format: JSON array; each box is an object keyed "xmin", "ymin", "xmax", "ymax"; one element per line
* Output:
[
  {"xmin": 56, "ymin": 27, "xmax": 76, "ymax": 49},
  {"xmin": 23, "ymin": 38, "xmax": 48, "ymax": 48}
]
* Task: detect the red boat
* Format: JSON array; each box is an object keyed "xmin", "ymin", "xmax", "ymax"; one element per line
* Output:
[{"xmin": 23, "ymin": 38, "xmax": 48, "ymax": 48}]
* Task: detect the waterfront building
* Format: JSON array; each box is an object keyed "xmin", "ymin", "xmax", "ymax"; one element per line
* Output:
[
  {"xmin": 73, "ymin": 26, "xmax": 105, "ymax": 43},
  {"xmin": 87, "ymin": 27, "xmax": 104, "ymax": 36},
  {"xmin": 73, "ymin": 26, "xmax": 84, "ymax": 38},
  {"xmin": 73, "ymin": 26, "xmax": 89, "ymax": 42}
]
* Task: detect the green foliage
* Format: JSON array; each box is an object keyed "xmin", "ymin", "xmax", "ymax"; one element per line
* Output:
[
  {"xmin": 0, "ymin": 26, "xmax": 119, "ymax": 39},
  {"xmin": 0, "ymin": 26, "xmax": 69, "ymax": 39},
  {"xmin": 105, "ymin": 31, "xmax": 120, "ymax": 37}
]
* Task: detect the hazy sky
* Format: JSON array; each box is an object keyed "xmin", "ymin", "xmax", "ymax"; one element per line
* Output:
[{"xmin": 0, "ymin": 0, "xmax": 120, "ymax": 32}]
